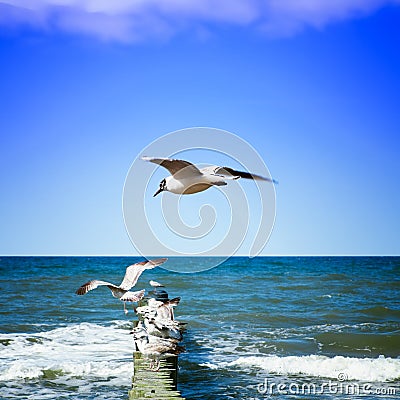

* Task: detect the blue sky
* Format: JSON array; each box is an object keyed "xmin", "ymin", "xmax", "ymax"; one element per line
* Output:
[{"xmin": 0, "ymin": 0, "xmax": 399, "ymax": 255}]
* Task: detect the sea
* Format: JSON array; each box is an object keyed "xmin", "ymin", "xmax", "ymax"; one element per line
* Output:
[{"xmin": 0, "ymin": 256, "xmax": 399, "ymax": 399}]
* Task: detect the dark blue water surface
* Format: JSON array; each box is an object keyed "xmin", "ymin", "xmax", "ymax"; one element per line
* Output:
[{"xmin": 0, "ymin": 256, "xmax": 399, "ymax": 399}]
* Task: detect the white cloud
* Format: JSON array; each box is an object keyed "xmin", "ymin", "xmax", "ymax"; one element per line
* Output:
[
  {"xmin": 0, "ymin": 0, "xmax": 399, "ymax": 41},
  {"xmin": 262, "ymin": 0, "xmax": 399, "ymax": 36}
]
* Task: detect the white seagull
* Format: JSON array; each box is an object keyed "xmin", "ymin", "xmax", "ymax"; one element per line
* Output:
[
  {"xmin": 156, "ymin": 297, "xmax": 180, "ymax": 321},
  {"xmin": 133, "ymin": 332, "xmax": 184, "ymax": 371},
  {"xmin": 142, "ymin": 156, "xmax": 277, "ymax": 196},
  {"xmin": 149, "ymin": 280, "xmax": 165, "ymax": 289},
  {"xmin": 75, "ymin": 258, "xmax": 167, "ymax": 314}
]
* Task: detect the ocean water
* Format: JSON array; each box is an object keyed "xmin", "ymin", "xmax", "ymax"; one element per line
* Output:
[{"xmin": 0, "ymin": 256, "xmax": 399, "ymax": 399}]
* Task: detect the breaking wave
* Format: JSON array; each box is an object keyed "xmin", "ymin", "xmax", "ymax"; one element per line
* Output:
[{"xmin": 205, "ymin": 354, "xmax": 400, "ymax": 382}]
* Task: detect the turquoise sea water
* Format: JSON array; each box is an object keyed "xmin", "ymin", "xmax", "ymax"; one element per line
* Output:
[{"xmin": 0, "ymin": 256, "xmax": 399, "ymax": 399}]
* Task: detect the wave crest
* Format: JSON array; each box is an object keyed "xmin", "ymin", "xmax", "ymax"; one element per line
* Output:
[{"xmin": 227, "ymin": 355, "xmax": 400, "ymax": 382}]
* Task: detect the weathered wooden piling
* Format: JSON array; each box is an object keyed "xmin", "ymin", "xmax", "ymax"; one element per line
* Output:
[
  {"xmin": 129, "ymin": 352, "xmax": 183, "ymax": 399},
  {"xmin": 129, "ymin": 288, "xmax": 185, "ymax": 399}
]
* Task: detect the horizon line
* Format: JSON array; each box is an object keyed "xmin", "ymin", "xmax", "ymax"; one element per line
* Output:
[{"xmin": 0, "ymin": 254, "xmax": 398, "ymax": 257}]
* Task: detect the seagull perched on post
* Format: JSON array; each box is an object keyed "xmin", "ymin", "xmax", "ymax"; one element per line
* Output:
[
  {"xmin": 133, "ymin": 332, "xmax": 185, "ymax": 371},
  {"xmin": 142, "ymin": 156, "xmax": 277, "ymax": 197},
  {"xmin": 75, "ymin": 258, "xmax": 167, "ymax": 314}
]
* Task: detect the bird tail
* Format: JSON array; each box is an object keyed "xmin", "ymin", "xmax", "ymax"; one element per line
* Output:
[
  {"xmin": 175, "ymin": 344, "xmax": 185, "ymax": 354},
  {"xmin": 120, "ymin": 289, "xmax": 145, "ymax": 302}
]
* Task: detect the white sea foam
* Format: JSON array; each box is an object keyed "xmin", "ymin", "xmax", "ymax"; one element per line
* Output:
[
  {"xmin": 0, "ymin": 322, "xmax": 133, "ymax": 383},
  {"xmin": 262, "ymin": 322, "xmax": 397, "ymax": 339},
  {"xmin": 225, "ymin": 355, "xmax": 400, "ymax": 382}
]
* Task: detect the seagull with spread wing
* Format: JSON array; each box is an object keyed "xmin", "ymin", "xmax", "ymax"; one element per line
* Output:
[
  {"xmin": 75, "ymin": 258, "xmax": 167, "ymax": 314},
  {"xmin": 142, "ymin": 156, "xmax": 277, "ymax": 197}
]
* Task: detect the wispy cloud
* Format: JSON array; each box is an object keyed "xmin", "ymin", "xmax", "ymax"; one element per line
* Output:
[{"xmin": 0, "ymin": 0, "xmax": 398, "ymax": 41}]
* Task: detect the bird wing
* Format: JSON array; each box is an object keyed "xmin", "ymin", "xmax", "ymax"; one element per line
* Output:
[
  {"xmin": 120, "ymin": 289, "xmax": 145, "ymax": 302},
  {"xmin": 200, "ymin": 165, "xmax": 235, "ymax": 178},
  {"xmin": 202, "ymin": 165, "xmax": 277, "ymax": 183},
  {"xmin": 75, "ymin": 280, "xmax": 116, "ymax": 295},
  {"xmin": 119, "ymin": 258, "xmax": 167, "ymax": 290},
  {"xmin": 142, "ymin": 157, "xmax": 202, "ymax": 178},
  {"xmin": 166, "ymin": 297, "xmax": 181, "ymax": 307}
]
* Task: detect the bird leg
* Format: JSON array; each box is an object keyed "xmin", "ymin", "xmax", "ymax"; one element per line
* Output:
[
  {"xmin": 148, "ymin": 358, "xmax": 160, "ymax": 372},
  {"xmin": 123, "ymin": 302, "xmax": 128, "ymax": 315}
]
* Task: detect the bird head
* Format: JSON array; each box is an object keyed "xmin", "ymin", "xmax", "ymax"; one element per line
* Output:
[{"xmin": 153, "ymin": 178, "xmax": 166, "ymax": 197}]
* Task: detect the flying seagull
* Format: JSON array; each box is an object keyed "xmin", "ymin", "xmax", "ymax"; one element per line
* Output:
[
  {"xmin": 142, "ymin": 156, "xmax": 277, "ymax": 196},
  {"xmin": 75, "ymin": 258, "xmax": 167, "ymax": 314}
]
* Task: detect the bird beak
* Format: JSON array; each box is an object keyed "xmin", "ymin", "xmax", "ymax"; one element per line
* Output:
[{"xmin": 153, "ymin": 188, "xmax": 163, "ymax": 197}]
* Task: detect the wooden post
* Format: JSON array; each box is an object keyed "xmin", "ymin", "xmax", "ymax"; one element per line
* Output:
[
  {"xmin": 129, "ymin": 352, "xmax": 184, "ymax": 399},
  {"xmin": 129, "ymin": 289, "xmax": 185, "ymax": 399}
]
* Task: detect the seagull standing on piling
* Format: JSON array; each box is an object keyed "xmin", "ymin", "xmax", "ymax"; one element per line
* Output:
[
  {"xmin": 142, "ymin": 156, "xmax": 278, "ymax": 197},
  {"xmin": 157, "ymin": 297, "xmax": 180, "ymax": 321},
  {"xmin": 133, "ymin": 332, "xmax": 184, "ymax": 371},
  {"xmin": 75, "ymin": 258, "xmax": 167, "ymax": 314}
]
